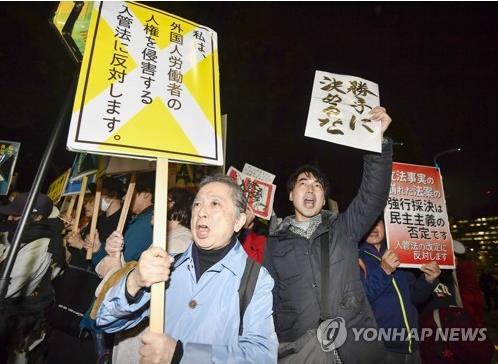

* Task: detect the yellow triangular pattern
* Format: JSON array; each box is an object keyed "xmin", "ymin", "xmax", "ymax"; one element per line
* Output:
[
  {"xmin": 74, "ymin": 4, "xmax": 138, "ymax": 111},
  {"xmin": 182, "ymin": 51, "xmax": 219, "ymax": 130},
  {"xmin": 98, "ymin": 97, "xmax": 199, "ymax": 158}
]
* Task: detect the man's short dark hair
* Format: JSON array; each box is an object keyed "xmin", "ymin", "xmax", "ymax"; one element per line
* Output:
[
  {"xmin": 168, "ymin": 188, "xmax": 195, "ymax": 228},
  {"xmin": 101, "ymin": 177, "xmax": 125, "ymax": 199},
  {"xmin": 287, "ymin": 165, "xmax": 330, "ymax": 197},
  {"xmin": 135, "ymin": 172, "xmax": 155, "ymax": 199}
]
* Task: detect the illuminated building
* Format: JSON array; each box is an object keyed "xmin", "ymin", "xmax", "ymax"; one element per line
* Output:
[{"xmin": 451, "ymin": 216, "xmax": 498, "ymax": 273}]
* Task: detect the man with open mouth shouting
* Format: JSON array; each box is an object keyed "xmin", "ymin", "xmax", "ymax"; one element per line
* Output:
[
  {"xmin": 96, "ymin": 175, "xmax": 278, "ymax": 364},
  {"xmin": 264, "ymin": 106, "xmax": 393, "ymax": 364}
]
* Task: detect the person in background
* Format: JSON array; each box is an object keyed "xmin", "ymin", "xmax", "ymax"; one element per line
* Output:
[
  {"xmin": 479, "ymin": 270, "xmax": 496, "ymax": 311},
  {"xmin": 166, "ymin": 187, "xmax": 195, "ymax": 255},
  {"xmin": 66, "ymin": 177, "xmax": 124, "ymax": 266},
  {"xmin": 453, "ymin": 241, "xmax": 486, "ymax": 326},
  {"xmin": 86, "ymin": 177, "xmax": 125, "ymax": 267},
  {"xmin": 239, "ymin": 205, "xmax": 269, "ymax": 263},
  {"xmin": 70, "ymin": 177, "xmax": 125, "ymax": 364},
  {"xmin": 0, "ymin": 193, "xmax": 64, "ymax": 363},
  {"xmin": 418, "ymin": 242, "xmax": 494, "ymax": 363},
  {"xmin": 97, "ymin": 173, "xmax": 154, "ymax": 278},
  {"xmin": 65, "ymin": 193, "xmax": 95, "ymax": 269},
  {"xmin": 359, "ymin": 217, "xmax": 440, "ymax": 364}
]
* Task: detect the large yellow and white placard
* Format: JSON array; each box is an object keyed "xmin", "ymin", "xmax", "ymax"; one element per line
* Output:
[{"xmin": 67, "ymin": 1, "xmax": 223, "ymax": 165}]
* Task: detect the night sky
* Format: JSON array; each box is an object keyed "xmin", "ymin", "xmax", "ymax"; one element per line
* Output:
[{"xmin": 1, "ymin": 2, "xmax": 497, "ymax": 219}]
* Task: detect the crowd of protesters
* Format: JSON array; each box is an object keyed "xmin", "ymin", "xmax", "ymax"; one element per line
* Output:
[{"xmin": 0, "ymin": 105, "xmax": 495, "ymax": 363}]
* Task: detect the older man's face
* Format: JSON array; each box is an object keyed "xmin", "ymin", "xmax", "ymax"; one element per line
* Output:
[{"xmin": 191, "ymin": 182, "xmax": 246, "ymax": 250}]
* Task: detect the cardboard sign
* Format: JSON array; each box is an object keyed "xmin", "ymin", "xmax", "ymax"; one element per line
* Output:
[
  {"xmin": 105, "ymin": 156, "xmax": 156, "ymax": 175},
  {"xmin": 385, "ymin": 162, "xmax": 455, "ymax": 269},
  {"xmin": 242, "ymin": 163, "xmax": 275, "ymax": 183},
  {"xmin": 52, "ymin": 1, "xmax": 94, "ymax": 61},
  {"xmin": 0, "ymin": 140, "xmax": 21, "ymax": 195},
  {"xmin": 66, "ymin": 1, "xmax": 223, "ymax": 165},
  {"xmin": 227, "ymin": 167, "xmax": 276, "ymax": 220},
  {"xmin": 47, "ymin": 169, "xmax": 71, "ymax": 204},
  {"xmin": 305, "ymin": 71, "xmax": 381, "ymax": 152},
  {"xmin": 63, "ymin": 174, "xmax": 96, "ymax": 196},
  {"xmin": 168, "ymin": 162, "xmax": 222, "ymax": 192}
]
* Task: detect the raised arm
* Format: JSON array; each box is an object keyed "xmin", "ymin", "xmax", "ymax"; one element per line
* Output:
[{"xmin": 339, "ymin": 106, "xmax": 393, "ymax": 243}]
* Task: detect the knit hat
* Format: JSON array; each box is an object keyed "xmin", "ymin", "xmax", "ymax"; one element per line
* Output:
[{"xmin": 0, "ymin": 192, "xmax": 53, "ymax": 217}]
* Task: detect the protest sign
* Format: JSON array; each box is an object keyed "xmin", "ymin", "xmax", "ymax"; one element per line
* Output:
[
  {"xmin": 66, "ymin": 1, "xmax": 223, "ymax": 165},
  {"xmin": 227, "ymin": 167, "xmax": 276, "ymax": 220},
  {"xmin": 168, "ymin": 162, "xmax": 222, "ymax": 192},
  {"xmin": 385, "ymin": 162, "xmax": 455, "ymax": 269},
  {"xmin": 69, "ymin": 153, "xmax": 108, "ymax": 182},
  {"xmin": 63, "ymin": 174, "xmax": 96, "ymax": 196},
  {"xmin": 51, "ymin": 1, "xmax": 94, "ymax": 61},
  {"xmin": 305, "ymin": 71, "xmax": 381, "ymax": 152},
  {"xmin": 0, "ymin": 140, "xmax": 21, "ymax": 195},
  {"xmin": 105, "ymin": 156, "xmax": 156, "ymax": 175},
  {"xmin": 64, "ymin": 1, "xmax": 223, "ymax": 334},
  {"xmin": 242, "ymin": 163, "xmax": 275, "ymax": 183},
  {"xmin": 47, "ymin": 168, "xmax": 71, "ymax": 204}
]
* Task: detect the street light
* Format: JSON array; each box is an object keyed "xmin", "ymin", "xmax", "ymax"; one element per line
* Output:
[{"xmin": 433, "ymin": 147, "xmax": 462, "ymax": 169}]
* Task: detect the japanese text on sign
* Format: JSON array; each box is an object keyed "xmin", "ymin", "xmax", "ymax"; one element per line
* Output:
[
  {"xmin": 226, "ymin": 167, "xmax": 276, "ymax": 220},
  {"xmin": 67, "ymin": 1, "xmax": 223, "ymax": 165},
  {"xmin": 305, "ymin": 71, "xmax": 382, "ymax": 152},
  {"xmin": 385, "ymin": 162, "xmax": 455, "ymax": 269}
]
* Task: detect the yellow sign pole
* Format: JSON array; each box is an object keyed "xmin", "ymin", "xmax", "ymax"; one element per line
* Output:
[{"xmin": 150, "ymin": 158, "xmax": 169, "ymax": 333}]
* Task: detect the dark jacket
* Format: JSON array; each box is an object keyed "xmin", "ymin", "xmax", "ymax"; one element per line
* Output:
[
  {"xmin": 122, "ymin": 205, "xmax": 153, "ymax": 262},
  {"xmin": 359, "ymin": 242, "xmax": 436, "ymax": 354},
  {"xmin": 90, "ymin": 207, "xmax": 123, "ymax": 267},
  {"xmin": 263, "ymin": 140, "xmax": 393, "ymax": 363}
]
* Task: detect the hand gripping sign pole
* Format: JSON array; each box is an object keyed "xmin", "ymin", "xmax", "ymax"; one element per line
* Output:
[
  {"xmin": 0, "ymin": 75, "xmax": 78, "ymax": 304},
  {"xmin": 150, "ymin": 158, "xmax": 169, "ymax": 333},
  {"xmin": 62, "ymin": 1, "xmax": 223, "ymax": 334},
  {"xmin": 101, "ymin": 174, "xmax": 137, "ymax": 264},
  {"xmin": 61, "ymin": 195, "xmax": 76, "ymax": 248},
  {"xmin": 86, "ymin": 178, "xmax": 102, "ymax": 260}
]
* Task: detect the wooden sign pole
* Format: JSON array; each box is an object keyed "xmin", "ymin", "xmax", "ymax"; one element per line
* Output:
[
  {"xmin": 86, "ymin": 178, "xmax": 102, "ymax": 260},
  {"xmin": 72, "ymin": 176, "xmax": 88, "ymax": 233},
  {"xmin": 109, "ymin": 174, "xmax": 136, "ymax": 262},
  {"xmin": 150, "ymin": 158, "xmax": 169, "ymax": 333},
  {"xmin": 62, "ymin": 195, "xmax": 77, "ymax": 248},
  {"xmin": 60, "ymin": 196, "xmax": 69, "ymax": 215},
  {"xmin": 65, "ymin": 195, "xmax": 77, "ymax": 221},
  {"xmin": 117, "ymin": 174, "xmax": 136, "ymax": 234}
]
